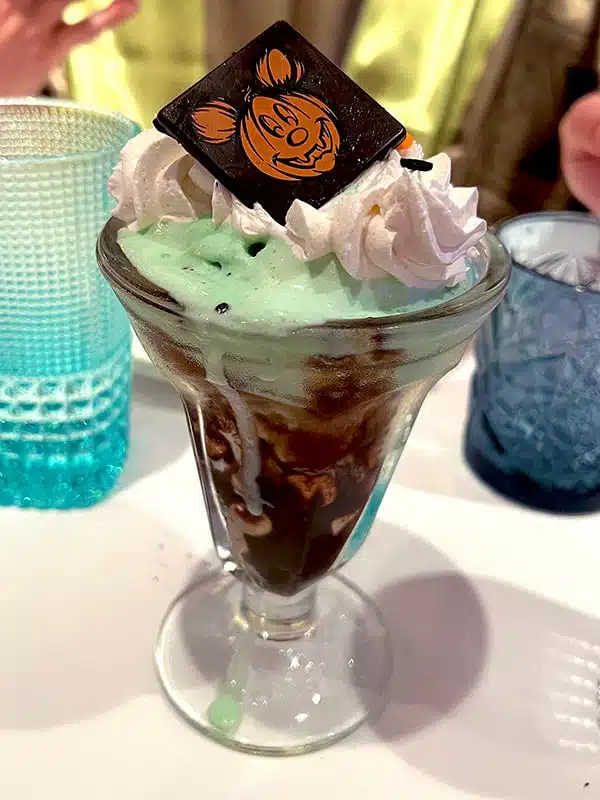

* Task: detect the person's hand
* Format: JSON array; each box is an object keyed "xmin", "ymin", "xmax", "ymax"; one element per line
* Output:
[
  {"xmin": 560, "ymin": 92, "xmax": 600, "ymax": 216},
  {"xmin": 0, "ymin": 0, "xmax": 138, "ymax": 96}
]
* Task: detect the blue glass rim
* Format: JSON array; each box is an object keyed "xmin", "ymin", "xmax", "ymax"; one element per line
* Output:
[
  {"xmin": 495, "ymin": 211, "xmax": 600, "ymax": 297},
  {"xmin": 0, "ymin": 97, "xmax": 139, "ymax": 165}
]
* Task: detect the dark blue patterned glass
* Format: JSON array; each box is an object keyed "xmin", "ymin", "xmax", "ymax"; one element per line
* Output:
[{"xmin": 465, "ymin": 212, "xmax": 600, "ymax": 513}]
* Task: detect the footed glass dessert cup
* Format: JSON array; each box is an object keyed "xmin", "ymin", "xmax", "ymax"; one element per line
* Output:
[{"xmin": 98, "ymin": 218, "xmax": 509, "ymax": 755}]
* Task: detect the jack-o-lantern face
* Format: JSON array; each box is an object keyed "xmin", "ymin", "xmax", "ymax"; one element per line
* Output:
[
  {"xmin": 192, "ymin": 48, "xmax": 341, "ymax": 182},
  {"xmin": 241, "ymin": 93, "xmax": 340, "ymax": 181},
  {"xmin": 158, "ymin": 21, "xmax": 409, "ymax": 224}
]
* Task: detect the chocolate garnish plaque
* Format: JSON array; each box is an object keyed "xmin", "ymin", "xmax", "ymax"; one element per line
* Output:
[{"xmin": 154, "ymin": 20, "xmax": 407, "ymax": 224}]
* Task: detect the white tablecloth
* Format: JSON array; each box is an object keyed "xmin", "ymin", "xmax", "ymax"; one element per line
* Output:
[{"xmin": 1, "ymin": 347, "xmax": 600, "ymax": 799}]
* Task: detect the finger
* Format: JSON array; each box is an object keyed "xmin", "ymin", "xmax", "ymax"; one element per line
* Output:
[
  {"xmin": 559, "ymin": 92, "xmax": 600, "ymax": 159},
  {"xmin": 85, "ymin": 0, "xmax": 139, "ymax": 30},
  {"xmin": 564, "ymin": 156, "xmax": 600, "ymax": 216},
  {"xmin": 35, "ymin": 0, "xmax": 78, "ymax": 28},
  {"xmin": 52, "ymin": 0, "xmax": 138, "ymax": 58}
]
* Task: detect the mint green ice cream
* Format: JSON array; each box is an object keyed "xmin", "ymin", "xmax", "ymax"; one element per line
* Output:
[{"xmin": 118, "ymin": 216, "xmax": 477, "ymax": 332}]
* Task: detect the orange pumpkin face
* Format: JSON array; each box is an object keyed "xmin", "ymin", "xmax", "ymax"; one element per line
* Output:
[
  {"xmin": 241, "ymin": 93, "xmax": 340, "ymax": 181},
  {"xmin": 192, "ymin": 48, "xmax": 341, "ymax": 183}
]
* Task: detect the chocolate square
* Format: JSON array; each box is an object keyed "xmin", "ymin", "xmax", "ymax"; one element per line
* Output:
[{"xmin": 154, "ymin": 20, "xmax": 406, "ymax": 224}]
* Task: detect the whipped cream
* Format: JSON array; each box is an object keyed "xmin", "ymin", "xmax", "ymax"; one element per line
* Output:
[
  {"xmin": 109, "ymin": 129, "xmax": 214, "ymax": 232},
  {"xmin": 110, "ymin": 130, "xmax": 486, "ymax": 288}
]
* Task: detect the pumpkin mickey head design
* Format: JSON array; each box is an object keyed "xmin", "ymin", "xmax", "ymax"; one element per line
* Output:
[{"xmin": 192, "ymin": 49, "xmax": 341, "ymax": 182}]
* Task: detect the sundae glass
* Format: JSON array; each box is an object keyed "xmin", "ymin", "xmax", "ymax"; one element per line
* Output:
[{"xmin": 96, "ymin": 22, "xmax": 510, "ymax": 754}]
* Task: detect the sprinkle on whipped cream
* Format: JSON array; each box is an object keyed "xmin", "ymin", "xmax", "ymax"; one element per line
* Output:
[{"xmin": 109, "ymin": 129, "xmax": 486, "ymax": 289}]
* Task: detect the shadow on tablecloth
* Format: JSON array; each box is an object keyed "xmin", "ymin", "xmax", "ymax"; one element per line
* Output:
[{"xmin": 365, "ymin": 564, "xmax": 600, "ymax": 799}]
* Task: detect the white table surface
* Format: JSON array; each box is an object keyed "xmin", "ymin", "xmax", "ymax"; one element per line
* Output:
[{"xmin": 2, "ymin": 344, "xmax": 600, "ymax": 800}]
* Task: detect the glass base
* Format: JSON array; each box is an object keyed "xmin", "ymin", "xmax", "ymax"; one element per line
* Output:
[
  {"xmin": 465, "ymin": 414, "xmax": 600, "ymax": 514},
  {"xmin": 155, "ymin": 570, "xmax": 392, "ymax": 756}
]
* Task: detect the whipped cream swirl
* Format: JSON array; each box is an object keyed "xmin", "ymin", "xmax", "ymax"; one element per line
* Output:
[
  {"xmin": 109, "ymin": 129, "xmax": 214, "ymax": 232},
  {"xmin": 110, "ymin": 130, "xmax": 486, "ymax": 288}
]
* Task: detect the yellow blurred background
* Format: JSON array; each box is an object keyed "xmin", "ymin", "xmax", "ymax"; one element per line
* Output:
[{"xmin": 65, "ymin": 0, "xmax": 512, "ymax": 153}]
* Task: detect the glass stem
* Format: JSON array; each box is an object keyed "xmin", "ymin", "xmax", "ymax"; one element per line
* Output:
[{"xmin": 240, "ymin": 584, "xmax": 317, "ymax": 641}]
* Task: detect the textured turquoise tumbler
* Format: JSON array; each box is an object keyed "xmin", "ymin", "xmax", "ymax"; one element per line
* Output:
[{"xmin": 0, "ymin": 99, "xmax": 139, "ymax": 509}]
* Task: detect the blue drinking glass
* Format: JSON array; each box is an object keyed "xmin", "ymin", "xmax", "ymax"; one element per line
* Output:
[
  {"xmin": 465, "ymin": 212, "xmax": 600, "ymax": 513},
  {"xmin": 0, "ymin": 99, "xmax": 139, "ymax": 509}
]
